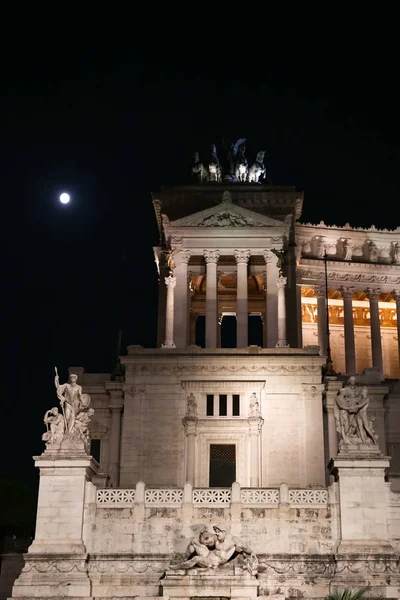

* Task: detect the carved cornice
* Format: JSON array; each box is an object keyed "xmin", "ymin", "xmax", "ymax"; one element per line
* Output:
[
  {"xmin": 298, "ymin": 267, "xmax": 400, "ymax": 286},
  {"xmin": 297, "ymin": 220, "xmax": 400, "ymax": 234},
  {"xmin": 234, "ymin": 249, "xmax": 251, "ymax": 264},
  {"xmin": 203, "ymin": 249, "xmax": 220, "ymax": 264}
]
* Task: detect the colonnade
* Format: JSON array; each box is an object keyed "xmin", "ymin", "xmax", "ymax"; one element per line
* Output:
[
  {"xmin": 314, "ymin": 285, "xmax": 400, "ymax": 376},
  {"xmin": 161, "ymin": 249, "xmax": 288, "ymax": 349}
]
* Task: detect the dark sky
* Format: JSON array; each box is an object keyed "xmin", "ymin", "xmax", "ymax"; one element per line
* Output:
[{"xmin": 2, "ymin": 32, "xmax": 400, "ymax": 530}]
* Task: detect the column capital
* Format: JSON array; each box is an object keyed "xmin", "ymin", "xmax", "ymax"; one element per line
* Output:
[
  {"xmin": 180, "ymin": 250, "xmax": 191, "ymax": 264},
  {"xmin": 234, "ymin": 249, "xmax": 251, "ymax": 264},
  {"xmin": 276, "ymin": 276, "xmax": 287, "ymax": 289},
  {"xmin": 314, "ymin": 285, "xmax": 327, "ymax": 298},
  {"xmin": 263, "ymin": 249, "xmax": 273, "ymax": 264},
  {"xmin": 365, "ymin": 287, "xmax": 381, "ymax": 301},
  {"xmin": 108, "ymin": 389, "xmax": 124, "ymax": 410},
  {"xmin": 392, "ymin": 289, "xmax": 400, "ymax": 302},
  {"xmin": 182, "ymin": 415, "xmax": 198, "ymax": 433},
  {"xmin": 247, "ymin": 416, "xmax": 264, "ymax": 433},
  {"xmin": 203, "ymin": 249, "xmax": 220, "ymax": 264},
  {"xmin": 165, "ymin": 275, "xmax": 177, "ymax": 288},
  {"xmin": 339, "ymin": 286, "xmax": 356, "ymax": 299}
]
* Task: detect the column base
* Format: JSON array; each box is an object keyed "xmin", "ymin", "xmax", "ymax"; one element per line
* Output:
[
  {"xmin": 275, "ymin": 340, "xmax": 289, "ymax": 348},
  {"xmin": 161, "ymin": 341, "xmax": 176, "ymax": 348}
]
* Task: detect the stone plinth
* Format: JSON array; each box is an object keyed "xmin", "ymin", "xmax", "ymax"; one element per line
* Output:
[
  {"xmin": 162, "ymin": 572, "xmax": 259, "ymax": 600},
  {"xmin": 11, "ymin": 447, "xmax": 99, "ymax": 598},
  {"xmin": 330, "ymin": 449, "xmax": 393, "ymax": 554},
  {"xmin": 29, "ymin": 447, "xmax": 98, "ymax": 555}
]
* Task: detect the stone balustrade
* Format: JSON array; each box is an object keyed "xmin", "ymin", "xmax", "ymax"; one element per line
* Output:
[{"xmin": 96, "ymin": 483, "xmax": 328, "ymax": 508}]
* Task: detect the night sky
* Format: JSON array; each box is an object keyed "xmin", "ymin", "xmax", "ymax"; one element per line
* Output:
[{"xmin": 2, "ymin": 34, "xmax": 400, "ymax": 538}]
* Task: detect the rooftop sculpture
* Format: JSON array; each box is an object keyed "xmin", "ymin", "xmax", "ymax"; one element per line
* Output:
[{"xmin": 192, "ymin": 139, "xmax": 267, "ymax": 184}]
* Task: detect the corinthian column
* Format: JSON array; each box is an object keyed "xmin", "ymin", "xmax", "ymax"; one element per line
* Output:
[
  {"xmin": 276, "ymin": 277, "xmax": 289, "ymax": 347},
  {"xmin": 263, "ymin": 249, "xmax": 278, "ymax": 347},
  {"xmin": 204, "ymin": 250, "xmax": 220, "ymax": 348},
  {"xmin": 392, "ymin": 290, "xmax": 400, "ymax": 368},
  {"xmin": 162, "ymin": 275, "xmax": 177, "ymax": 348},
  {"xmin": 339, "ymin": 286, "xmax": 356, "ymax": 374},
  {"xmin": 365, "ymin": 288, "xmax": 383, "ymax": 375},
  {"xmin": 315, "ymin": 285, "xmax": 328, "ymax": 357},
  {"xmin": 234, "ymin": 249, "xmax": 251, "ymax": 348},
  {"xmin": 174, "ymin": 250, "xmax": 191, "ymax": 348}
]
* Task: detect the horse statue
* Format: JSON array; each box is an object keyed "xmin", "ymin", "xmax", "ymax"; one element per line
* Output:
[
  {"xmin": 234, "ymin": 139, "xmax": 248, "ymax": 182},
  {"xmin": 248, "ymin": 151, "xmax": 266, "ymax": 183},
  {"xmin": 192, "ymin": 151, "xmax": 209, "ymax": 183},
  {"xmin": 208, "ymin": 144, "xmax": 222, "ymax": 182}
]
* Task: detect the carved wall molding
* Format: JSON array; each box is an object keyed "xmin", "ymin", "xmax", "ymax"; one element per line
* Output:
[
  {"xmin": 301, "ymin": 384, "xmax": 325, "ymax": 397},
  {"xmin": 126, "ymin": 364, "xmax": 321, "ymax": 376},
  {"xmin": 181, "ymin": 380, "xmax": 266, "ymax": 390}
]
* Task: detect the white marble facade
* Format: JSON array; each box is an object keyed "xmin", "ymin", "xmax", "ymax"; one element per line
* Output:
[{"xmin": 5, "ymin": 184, "xmax": 400, "ymax": 599}]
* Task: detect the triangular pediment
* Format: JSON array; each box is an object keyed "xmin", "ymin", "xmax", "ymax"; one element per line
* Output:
[{"xmin": 167, "ymin": 191, "xmax": 284, "ymax": 228}]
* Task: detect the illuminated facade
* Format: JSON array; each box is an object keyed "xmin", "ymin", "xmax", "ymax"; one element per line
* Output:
[{"xmin": 5, "ymin": 182, "xmax": 400, "ymax": 599}]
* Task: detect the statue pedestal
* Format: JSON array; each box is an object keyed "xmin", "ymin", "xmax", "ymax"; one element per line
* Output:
[
  {"xmin": 329, "ymin": 449, "xmax": 393, "ymax": 554},
  {"xmin": 11, "ymin": 448, "xmax": 98, "ymax": 599},
  {"xmin": 162, "ymin": 571, "xmax": 259, "ymax": 600}
]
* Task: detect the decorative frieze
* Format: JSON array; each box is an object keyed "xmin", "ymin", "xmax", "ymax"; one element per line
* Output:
[
  {"xmin": 298, "ymin": 267, "xmax": 400, "ymax": 285},
  {"xmin": 126, "ymin": 363, "xmax": 321, "ymax": 376}
]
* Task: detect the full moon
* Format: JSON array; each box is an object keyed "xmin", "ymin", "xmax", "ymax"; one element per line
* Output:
[{"xmin": 59, "ymin": 193, "xmax": 70, "ymax": 204}]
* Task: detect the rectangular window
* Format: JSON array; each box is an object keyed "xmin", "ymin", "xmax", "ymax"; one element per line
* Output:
[
  {"xmin": 90, "ymin": 439, "xmax": 101, "ymax": 463},
  {"xmin": 219, "ymin": 394, "xmax": 227, "ymax": 416},
  {"xmin": 206, "ymin": 394, "xmax": 214, "ymax": 416},
  {"xmin": 232, "ymin": 394, "xmax": 240, "ymax": 416},
  {"xmin": 209, "ymin": 444, "xmax": 236, "ymax": 487}
]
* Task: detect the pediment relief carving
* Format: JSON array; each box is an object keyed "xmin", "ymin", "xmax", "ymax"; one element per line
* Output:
[{"xmin": 166, "ymin": 194, "xmax": 285, "ymax": 229}]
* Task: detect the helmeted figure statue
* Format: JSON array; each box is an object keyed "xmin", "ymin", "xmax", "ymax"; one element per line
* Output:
[
  {"xmin": 234, "ymin": 139, "xmax": 248, "ymax": 182},
  {"xmin": 192, "ymin": 151, "xmax": 209, "ymax": 182},
  {"xmin": 248, "ymin": 151, "xmax": 266, "ymax": 183},
  {"xmin": 208, "ymin": 144, "xmax": 222, "ymax": 182}
]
